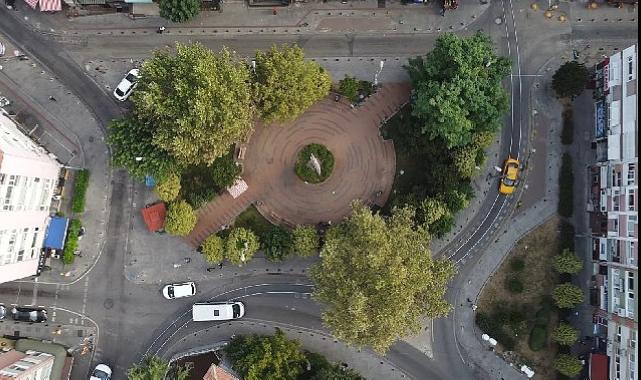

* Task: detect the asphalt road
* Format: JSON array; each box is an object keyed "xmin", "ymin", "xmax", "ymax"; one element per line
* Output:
[{"xmin": 0, "ymin": 1, "xmax": 638, "ymax": 379}]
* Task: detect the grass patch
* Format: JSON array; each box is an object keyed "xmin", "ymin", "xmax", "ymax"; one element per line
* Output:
[
  {"xmin": 561, "ymin": 108, "xmax": 574, "ymax": 145},
  {"xmin": 295, "ymin": 144, "xmax": 335, "ymax": 184},
  {"xmin": 477, "ymin": 217, "xmax": 563, "ymax": 378},
  {"xmin": 558, "ymin": 153, "xmax": 574, "ymax": 218},
  {"xmin": 231, "ymin": 205, "xmax": 273, "ymax": 239},
  {"xmin": 62, "ymin": 219, "xmax": 82, "ymax": 265},
  {"xmin": 71, "ymin": 169, "xmax": 90, "ymax": 213}
]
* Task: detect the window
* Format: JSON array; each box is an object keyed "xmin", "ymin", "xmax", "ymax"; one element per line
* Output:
[
  {"xmin": 628, "ymin": 216, "xmax": 637, "ymax": 238},
  {"xmin": 629, "ymin": 190, "xmax": 636, "ymax": 211},
  {"xmin": 629, "ymin": 163, "xmax": 637, "ymax": 185},
  {"xmin": 614, "ymin": 195, "xmax": 621, "ymax": 211}
]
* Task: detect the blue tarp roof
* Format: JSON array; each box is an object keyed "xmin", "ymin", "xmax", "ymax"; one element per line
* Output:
[{"xmin": 43, "ymin": 216, "xmax": 69, "ymax": 250}]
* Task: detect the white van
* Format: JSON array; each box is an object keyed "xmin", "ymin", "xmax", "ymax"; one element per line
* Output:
[
  {"xmin": 162, "ymin": 282, "xmax": 196, "ymax": 300},
  {"xmin": 192, "ymin": 302, "xmax": 245, "ymax": 322}
]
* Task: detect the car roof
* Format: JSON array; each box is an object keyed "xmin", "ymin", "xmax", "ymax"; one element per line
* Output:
[
  {"xmin": 193, "ymin": 302, "xmax": 237, "ymax": 320},
  {"xmin": 169, "ymin": 282, "xmax": 195, "ymax": 297},
  {"xmin": 95, "ymin": 364, "xmax": 112, "ymax": 374}
]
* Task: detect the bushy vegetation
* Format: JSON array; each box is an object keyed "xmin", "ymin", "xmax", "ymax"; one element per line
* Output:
[
  {"xmin": 62, "ymin": 219, "xmax": 82, "ymax": 265},
  {"xmin": 528, "ymin": 325, "xmax": 548, "ymax": 351},
  {"xmin": 292, "ymin": 225, "xmax": 320, "ymax": 257},
  {"xmin": 263, "ymin": 226, "xmax": 293, "ymax": 261},
  {"xmin": 561, "ymin": 109, "xmax": 574, "ymax": 145},
  {"xmin": 337, "ymin": 76, "xmax": 374, "ymax": 102},
  {"xmin": 164, "ymin": 200, "xmax": 197, "ymax": 236},
  {"xmin": 295, "ymin": 144, "xmax": 335, "ymax": 183},
  {"xmin": 552, "ymin": 60, "xmax": 589, "ymax": 99},
  {"xmin": 71, "ymin": 170, "xmax": 90, "ymax": 213},
  {"xmin": 558, "ymin": 153, "xmax": 574, "ymax": 218}
]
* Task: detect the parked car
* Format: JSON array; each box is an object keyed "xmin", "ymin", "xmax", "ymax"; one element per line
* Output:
[
  {"xmin": 113, "ymin": 68, "xmax": 140, "ymax": 101},
  {"xmin": 162, "ymin": 282, "xmax": 196, "ymax": 300},
  {"xmin": 90, "ymin": 364, "xmax": 112, "ymax": 380},
  {"xmin": 192, "ymin": 301, "xmax": 244, "ymax": 322},
  {"xmin": 0, "ymin": 305, "xmax": 6, "ymax": 320},
  {"xmin": 499, "ymin": 156, "xmax": 521, "ymax": 195},
  {"xmin": 11, "ymin": 307, "xmax": 47, "ymax": 323}
]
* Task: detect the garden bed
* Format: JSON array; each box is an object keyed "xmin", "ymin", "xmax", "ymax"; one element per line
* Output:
[
  {"xmin": 295, "ymin": 144, "xmax": 334, "ymax": 184},
  {"xmin": 477, "ymin": 217, "xmax": 563, "ymax": 379}
]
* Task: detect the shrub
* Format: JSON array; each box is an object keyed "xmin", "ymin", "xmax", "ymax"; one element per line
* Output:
[
  {"xmin": 475, "ymin": 311, "xmax": 516, "ymax": 351},
  {"xmin": 528, "ymin": 325, "xmax": 548, "ymax": 351},
  {"xmin": 552, "ymin": 60, "xmax": 590, "ymax": 99},
  {"xmin": 506, "ymin": 277, "xmax": 524, "ymax": 294},
  {"xmin": 71, "ymin": 169, "xmax": 90, "ymax": 213},
  {"xmin": 155, "ymin": 171, "xmax": 181, "ymax": 202},
  {"xmin": 292, "ymin": 225, "xmax": 319, "ymax": 257},
  {"xmin": 558, "ymin": 153, "xmax": 574, "ymax": 218},
  {"xmin": 510, "ymin": 257, "xmax": 525, "ymax": 272},
  {"xmin": 225, "ymin": 227, "xmax": 260, "ymax": 265},
  {"xmin": 559, "ymin": 220, "xmax": 575, "ymax": 251},
  {"xmin": 158, "ymin": 0, "xmax": 200, "ymax": 22},
  {"xmin": 554, "ymin": 354, "xmax": 583, "ymax": 377},
  {"xmin": 295, "ymin": 144, "xmax": 335, "ymax": 183},
  {"xmin": 201, "ymin": 235, "xmax": 225, "ymax": 264},
  {"xmin": 338, "ymin": 76, "xmax": 374, "ymax": 103},
  {"xmin": 165, "ymin": 200, "xmax": 197, "ymax": 236},
  {"xmin": 263, "ymin": 226, "xmax": 293, "ymax": 262},
  {"xmin": 552, "ymin": 283, "xmax": 584, "ymax": 309},
  {"xmin": 62, "ymin": 219, "xmax": 82, "ymax": 265},
  {"xmin": 552, "ymin": 322, "xmax": 579, "ymax": 346},
  {"xmin": 561, "ymin": 109, "xmax": 574, "ymax": 145},
  {"xmin": 553, "ymin": 248, "xmax": 583, "ymax": 274}
]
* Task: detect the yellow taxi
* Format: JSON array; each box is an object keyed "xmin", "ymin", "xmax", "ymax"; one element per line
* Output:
[{"xmin": 499, "ymin": 157, "xmax": 521, "ymax": 195}]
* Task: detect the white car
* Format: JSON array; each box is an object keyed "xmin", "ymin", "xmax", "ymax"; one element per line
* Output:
[
  {"xmin": 162, "ymin": 282, "xmax": 196, "ymax": 300},
  {"xmin": 113, "ymin": 69, "xmax": 140, "ymax": 101},
  {"xmin": 90, "ymin": 364, "xmax": 112, "ymax": 380},
  {"xmin": 192, "ymin": 301, "xmax": 245, "ymax": 322}
]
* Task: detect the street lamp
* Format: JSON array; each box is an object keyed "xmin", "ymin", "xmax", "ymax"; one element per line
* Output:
[
  {"xmin": 251, "ymin": 60, "xmax": 256, "ymax": 75},
  {"xmin": 374, "ymin": 60, "xmax": 384, "ymax": 87}
]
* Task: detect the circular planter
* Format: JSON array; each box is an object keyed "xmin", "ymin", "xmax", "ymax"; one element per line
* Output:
[{"xmin": 295, "ymin": 144, "xmax": 335, "ymax": 184}]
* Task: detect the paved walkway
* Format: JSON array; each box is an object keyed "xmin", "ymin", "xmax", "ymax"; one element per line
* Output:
[{"xmin": 187, "ymin": 83, "xmax": 409, "ymax": 246}]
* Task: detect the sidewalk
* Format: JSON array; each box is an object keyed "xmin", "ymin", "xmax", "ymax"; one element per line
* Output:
[
  {"xmin": 0, "ymin": 33, "xmax": 112, "ymax": 285},
  {"xmin": 8, "ymin": 0, "xmax": 490, "ymax": 35}
]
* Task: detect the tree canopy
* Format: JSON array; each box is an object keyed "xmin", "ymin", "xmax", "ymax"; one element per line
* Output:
[
  {"xmin": 164, "ymin": 200, "xmax": 197, "ymax": 236},
  {"xmin": 158, "ymin": 0, "xmax": 200, "ymax": 22},
  {"xmin": 253, "ymin": 45, "xmax": 331, "ymax": 123},
  {"xmin": 552, "ymin": 283, "xmax": 584, "ymax": 309},
  {"xmin": 132, "ymin": 43, "xmax": 253, "ymax": 166},
  {"xmin": 201, "ymin": 234, "xmax": 225, "ymax": 264},
  {"xmin": 405, "ymin": 32, "xmax": 510, "ymax": 149},
  {"xmin": 552, "ymin": 322, "xmax": 579, "ymax": 346},
  {"xmin": 554, "ymin": 354, "xmax": 583, "ymax": 377},
  {"xmin": 311, "ymin": 203, "xmax": 456, "ymax": 353},
  {"xmin": 292, "ymin": 225, "xmax": 320, "ymax": 257},
  {"xmin": 263, "ymin": 226, "xmax": 293, "ymax": 261},
  {"xmin": 127, "ymin": 355, "xmax": 190, "ymax": 380},
  {"xmin": 225, "ymin": 328, "xmax": 306, "ymax": 380},
  {"xmin": 155, "ymin": 171, "xmax": 181, "ymax": 202},
  {"xmin": 552, "ymin": 60, "xmax": 589, "ymax": 99},
  {"xmin": 225, "ymin": 227, "xmax": 260, "ymax": 265},
  {"xmin": 553, "ymin": 249, "xmax": 583, "ymax": 274}
]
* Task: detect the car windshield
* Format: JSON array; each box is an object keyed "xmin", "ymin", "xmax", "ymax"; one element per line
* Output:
[
  {"xmin": 92, "ymin": 369, "xmax": 109, "ymax": 380},
  {"xmin": 232, "ymin": 304, "xmax": 241, "ymax": 317},
  {"xmin": 125, "ymin": 73, "xmax": 137, "ymax": 82},
  {"xmin": 115, "ymin": 88, "xmax": 124, "ymax": 96},
  {"xmin": 502, "ymin": 177, "xmax": 515, "ymax": 186}
]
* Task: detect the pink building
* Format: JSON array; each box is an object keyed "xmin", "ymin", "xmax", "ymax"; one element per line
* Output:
[
  {"xmin": 0, "ymin": 109, "xmax": 61, "ymax": 284},
  {"xmin": 0, "ymin": 350, "xmax": 54, "ymax": 380}
]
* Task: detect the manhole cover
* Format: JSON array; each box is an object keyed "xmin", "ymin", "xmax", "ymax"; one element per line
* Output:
[
  {"xmin": 88, "ymin": 136, "xmax": 94, "ymax": 143},
  {"xmin": 103, "ymin": 298, "xmax": 114, "ymax": 309},
  {"xmin": 495, "ymin": 17, "xmax": 503, "ymax": 25}
]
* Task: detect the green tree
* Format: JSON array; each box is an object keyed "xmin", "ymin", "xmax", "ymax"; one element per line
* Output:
[
  {"xmin": 405, "ymin": 32, "xmax": 511, "ymax": 149},
  {"xmin": 338, "ymin": 75, "xmax": 361, "ymax": 102},
  {"xmin": 107, "ymin": 117, "xmax": 178, "ymax": 180},
  {"xmin": 155, "ymin": 171, "xmax": 181, "ymax": 202},
  {"xmin": 552, "ymin": 60, "xmax": 589, "ymax": 99},
  {"xmin": 164, "ymin": 200, "xmax": 197, "ymax": 236},
  {"xmin": 304, "ymin": 352, "xmax": 363, "ymax": 380},
  {"xmin": 225, "ymin": 227, "xmax": 260, "ymax": 265},
  {"xmin": 211, "ymin": 150, "xmax": 242, "ymax": 189},
  {"xmin": 201, "ymin": 234, "xmax": 225, "ymax": 264},
  {"xmin": 133, "ymin": 43, "xmax": 253, "ymax": 166},
  {"xmin": 292, "ymin": 225, "xmax": 319, "ymax": 257},
  {"xmin": 263, "ymin": 226, "xmax": 293, "ymax": 261},
  {"xmin": 552, "ymin": 283, "xmax": 584, "ymax": 309},
  {"xmin": 127, "ymin": 355, "xmax": 190, "ymax": 380},
  {"xmin": 311, "ymin": 203, "xmax": 456, "ymax": 353},
  {"xmin": 225, "ymin": 328, "xmax": 306, "ymax": 380},
  {"xmin": 552, "ymin": 322, "xmax": 579, "ymax": 346},
  {"xmin": 253, "ymin": 44, "xmax": 331, "ymax": 123},
  {"xmin": 554, "ymin": 354, "xmax": 583, "ymax": 377},
  {"xmin": 553, "ymin": 248, "xmax": 583, "ymax": 274},
  {"xmin": 158, "ymin": 0, "xmax": 200, "ymax": 23}
]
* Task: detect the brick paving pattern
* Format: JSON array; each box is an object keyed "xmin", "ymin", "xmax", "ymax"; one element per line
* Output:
[{"xmin": 187, "ymin": 83, "xmax": 410, "ymax": 246}]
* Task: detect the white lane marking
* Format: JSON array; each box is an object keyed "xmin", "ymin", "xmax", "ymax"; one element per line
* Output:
[
  {"xmin": 448, "ymin": 194, "xmax": 500, "ymax": 258},
  {"xmin": 452, "ymin": 289, "xmax": 466, "ymax": 365},
  {"xmin": 508, "ymin": 0, "xmax": 524, "ymax": 157},
  {"xmin": 456, "ymin": 197, "xmax": 508, "ymax": 265},
  {"xmin": 232, "ymin": 291, "xmax": 313, "ymax": 299},
  {"xmin": 502, "ymin": 0, "xmax": 514, "ymax": 154},
  {"xmin": 51, "ymin": 306, "xmax": 100, "ymax": 367}
]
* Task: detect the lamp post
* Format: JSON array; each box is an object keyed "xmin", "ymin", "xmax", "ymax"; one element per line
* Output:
[
  {"xmin": 374, "ymin": 60, "xmax": 384, "ymax": 87},
  {"xmin": 251, "ymin": 60, "xmax": 256, "ymax": 75}
]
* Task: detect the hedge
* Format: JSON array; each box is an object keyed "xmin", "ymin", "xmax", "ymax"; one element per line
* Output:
[
  {"xmin": 71, "ymin": 169, "xmax": 90, "ymax": 213},
  {"xmin": 561, "ymin": 109, "xmax": 574, "ymax": 145},
  {"xmin": 558, "ymin": 153, "xmax": 574, "ymax": 218},
  {"xmin": 62, "ymin": 219, "xmax": 82, "ymax": 265}
]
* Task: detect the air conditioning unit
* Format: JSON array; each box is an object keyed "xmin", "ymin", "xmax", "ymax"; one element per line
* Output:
[{"xmin": 618, "ymin": 308, "xmax": 626, "ymax": 316}]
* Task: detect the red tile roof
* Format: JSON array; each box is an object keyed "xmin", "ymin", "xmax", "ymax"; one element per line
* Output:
[
  {"xmin": 141, "ymin": 202, "xmax": 166, "ymax": 232},
  {"xmin": 203, "ymin": 364, "xmax": 238, "ymax": 380}
]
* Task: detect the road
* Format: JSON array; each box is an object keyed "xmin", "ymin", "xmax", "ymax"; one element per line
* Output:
[{"xmin": 0, "ymin": 1, "xmax": 638, "ymax": 379}]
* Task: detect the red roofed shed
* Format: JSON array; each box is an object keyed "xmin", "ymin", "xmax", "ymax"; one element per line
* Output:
[
  {"xmin": 141, "ymin": 202, "xmax": 166, "ymax": 232},
  {"xmin": 590, "ymin": 353, "xmax": 608, "ymax": 380}
]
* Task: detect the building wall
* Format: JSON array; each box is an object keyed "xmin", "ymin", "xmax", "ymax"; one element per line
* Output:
[
  {"xmin": 0, "ymin": 110, "xmax": 60, "ymax": 284},
  {"xmin": 607, "ymin": 321, "xmax": 637, "ymax": 380},
  {"xmin": 0, "ymin": 350, "xmax": 54, "ymax": 380}
]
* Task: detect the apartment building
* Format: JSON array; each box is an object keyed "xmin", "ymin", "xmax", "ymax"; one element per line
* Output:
[
  {"xmin": 0, "ymin": 350, "xmax": 54, "ymax": 380},
  {"xmin": 0, "ymin": 110, "xmax": 61, "ymax": 284},
  {"xmin": 589, "ymin": 45, "xmax": 638, "ymax": 380}
]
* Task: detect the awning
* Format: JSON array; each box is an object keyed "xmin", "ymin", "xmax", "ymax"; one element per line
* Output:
[
  {"xmin": 589, "ymin": 353, "xmax": 608, "ymax": 380},
  {"xmin": 227, "ymin": 179, "xmax": 248, "ymax": 199},
  {"xmin": 141, "ymin": 202, "xmax": 166, "ymax": 232},
  {"xmin": 24, "ymin": 0, "xmax": 38, "ymax": 8},
  {"xmin": 39, "ymin": 0, "xmax": 61, "ymax": 11},
  {"xmin": 43, "ymin": 216, "xmax": 70, "ymax": 250}
]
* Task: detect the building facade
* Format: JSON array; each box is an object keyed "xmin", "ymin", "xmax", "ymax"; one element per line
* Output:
[
  {"xmin": 589, "ymin": 45, "xmax": 638, "ymax": 380},
  {"xmin": 0, "ymin": 109, "xmax": 61, "ymax": 284},
  {"xmin": 0, "ymin": 349, "xmax": 54, "ymax": 380}
]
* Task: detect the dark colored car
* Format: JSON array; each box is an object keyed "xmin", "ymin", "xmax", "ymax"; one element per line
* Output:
[{"xmin": 11, "ymin": 307, "xmax": 47, "ymax": 323}]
